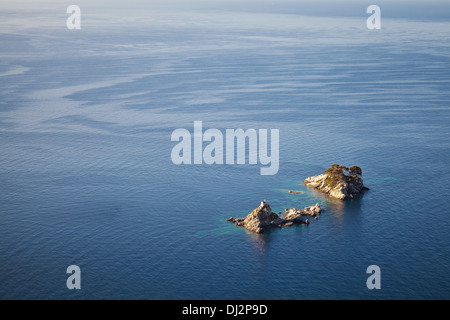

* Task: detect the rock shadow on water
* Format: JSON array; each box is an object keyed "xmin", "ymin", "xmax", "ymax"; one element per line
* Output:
[
  {"xmin": 307, "ymin": 186, "xmax": 364, "ymax": 213},
  {"xmin": 306, "ymin": 187, "xmax": 364, "ymax": 230},
  {"xmin": 244, "ymin": 228, "xmax": 273, "ymax": 254}
]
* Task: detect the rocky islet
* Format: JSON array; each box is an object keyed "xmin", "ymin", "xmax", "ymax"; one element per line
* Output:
[
  {"xmin": 304, "ymin": 164, "xmax": 369, "ymax": 200},
  {"xmin": 227, "ymin": 201, "xmax": 321, "ymax": 233},
  {"xmin": 227, "ymin": 164, "xmax": 368, "ymax": 233}
]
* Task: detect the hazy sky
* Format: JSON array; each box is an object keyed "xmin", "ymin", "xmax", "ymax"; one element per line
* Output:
[{"xmin": 2, "ymin": 0, "xmax": 450, "ymax": 21}]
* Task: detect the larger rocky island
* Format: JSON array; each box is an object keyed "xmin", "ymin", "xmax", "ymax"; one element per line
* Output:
[{"xmin": 304, "ymin": 164, "xmax": 369, "ymax": 200}]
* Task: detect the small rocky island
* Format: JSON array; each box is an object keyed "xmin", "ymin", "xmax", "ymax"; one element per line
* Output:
[
  {"xmin": 227, "ymin": 201, "xmax": 321, "ymax": 233},
  {"xmin": 304, "ymin": 164, "xmax": 369, "ymax": 200}
]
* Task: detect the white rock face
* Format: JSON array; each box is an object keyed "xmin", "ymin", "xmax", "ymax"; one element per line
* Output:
[
  {"xmin": 239, "ymin": 203, "xmax": 284, "ymax": 233},
  {"xmin": 284, "ymin": 203, "xmax": 322, "ymax": 220},
  {"xmin": 304, "ymin": 173, "xmax": 367, "ymax": 200}
]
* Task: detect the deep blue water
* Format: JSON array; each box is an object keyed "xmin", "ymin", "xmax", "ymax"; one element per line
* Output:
[{"xmin": 0, "ymin": 3, "xmax": 449, "ymax": 299}]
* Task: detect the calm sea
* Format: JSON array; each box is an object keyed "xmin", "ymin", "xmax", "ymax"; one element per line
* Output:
[{"xmin": 0, "ymin": 3, "xmax": 449, "ymax": 299}]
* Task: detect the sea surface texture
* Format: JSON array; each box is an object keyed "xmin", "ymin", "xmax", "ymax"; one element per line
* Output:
[{"xmin": 0, "ymin": 1, "xmax": 449, "ymax": 299}]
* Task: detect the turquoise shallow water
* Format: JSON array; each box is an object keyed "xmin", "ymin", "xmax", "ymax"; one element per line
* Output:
[{"xmin": 0, "ymin": 3, "xmax": 449, "ymax": 299}]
